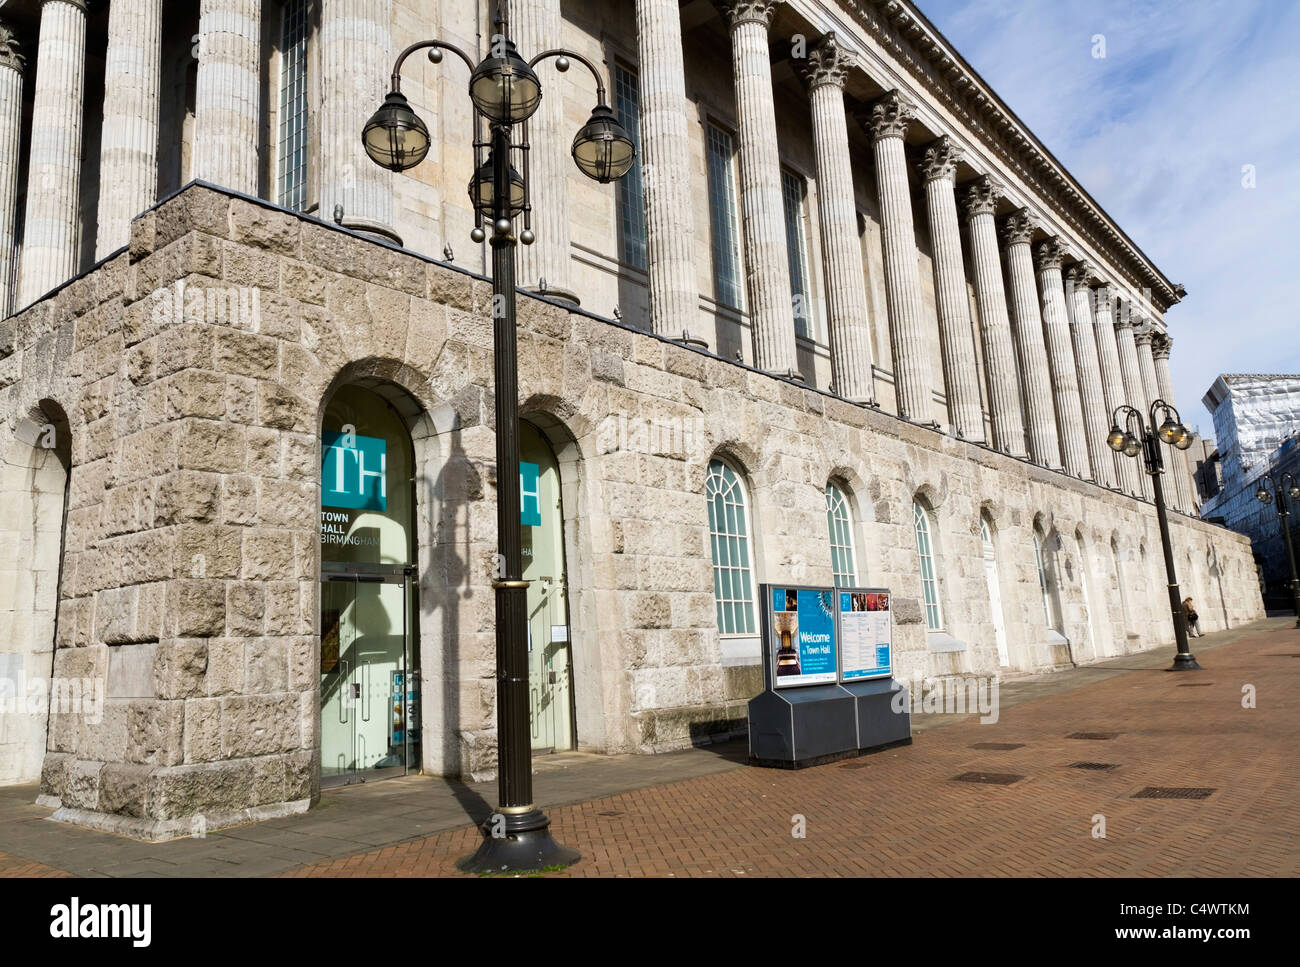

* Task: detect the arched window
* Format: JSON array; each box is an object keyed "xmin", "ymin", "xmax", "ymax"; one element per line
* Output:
[
  {"xmin": 706, "ymin": 459, "xmax": 756, "ymax": 635},
  {"xmin": 1034, "ymin": 525, "xmax": 1062, "ymax": 632},
  {"xmin": 980, "ymin": 514, "xmax": 1009, "ymax": 666},
  {"xmin": 825, "ymin": 482, "xmax": 857, "ymax": 587},
  {"xmin": 912, "ymin": 501, "xmax": 942, "ymax": 630}
]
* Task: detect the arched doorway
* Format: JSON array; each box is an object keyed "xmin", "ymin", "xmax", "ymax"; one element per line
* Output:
[
  {"xmin": 520, "ymin": 421, "xmax": 576, "ymax": 753},
  {"xmin": 318, "ymin": 384, "xmax": 422, "ymax": 786}
]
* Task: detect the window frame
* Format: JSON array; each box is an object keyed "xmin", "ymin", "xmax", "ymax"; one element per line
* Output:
[
  {"xmin": 612, "ymin": 61, "xmax": 648, "ymax": 272},
  {"xmin": 704, "ymin": 121, "xmax": 745, "ymax": 312},
  {"xmin": 781, "ymin": 167, "xmax": 815, "ymax": 341},
  {"xmin": 276, "ymin": 0, "xmax": 311, "ymax": 213},
  {"xmin": 706, "ymin": 458, "xmax": 758, "ymax": 637},
  {"xmin": 913, "ymin": 500, "xmax": 943, "ymax": 631},
  {"xmin": 825, "ymin": 482, "xmax": 858, "ymax": 588}
]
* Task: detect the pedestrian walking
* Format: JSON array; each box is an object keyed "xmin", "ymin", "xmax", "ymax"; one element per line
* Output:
[{"xmin": 1183, "ymin": 597, "xmax": 1202, "ymax": 637}]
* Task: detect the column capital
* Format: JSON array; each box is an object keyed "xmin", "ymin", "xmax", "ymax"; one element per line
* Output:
[
  {"xmin": 1033, "ymin": 236, "xmax": 1067, "ymax": 271},
  {"xmin": 1113, "ymin": 301, "xmax": 1134, "ymax": 331},
  {"xmin": 1065, "ymin": 260, "xmax": 1096, "ymax": 288},
  {"xmin": 0, "ymin": 21, "xmax": 23, "ymax": 73},
  {"xmin": 999, "ymin": 207, "xmax": 1037, "ymax": 247},
  {"xmin": 1134, "ymin": 324, "xmax": 1156, "ymax": 347},
  {"xmin": 717, "ymin": 0, "xmax": 781, "ymax": 30},
  {"xmin": 801, "ymin": 32, "xmax": 851, "ymax": 91},
  {"xmin": 961, "ymin": 174, "xmax": 1003, "ymax": 219},
  {"xmin": 919, "ymin": 135, "xmax": 962, "ymax": 184},
  {"xmin": 1152, "ymin": 333, "xmax": 1172, "ymax": 360},
  {"xmin": 42, "ymin": 0, "xmax": 87, "ymax": 10},
  {"xmin": 862, "ymin": 89, "xmax": 916, "ymax": 143}
]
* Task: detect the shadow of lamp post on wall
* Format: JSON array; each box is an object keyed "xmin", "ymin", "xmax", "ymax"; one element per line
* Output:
[
  {"xmin": 1254, "ymin": 472, "xmax": 1300, "ymax": 628},
  {"xmin": 1106, "ymin": 399, "xmax": 1202, "ymax": 671},
  {"xmin": 361, "ymin": 3, "xmax": 635, "ymax": 874}
]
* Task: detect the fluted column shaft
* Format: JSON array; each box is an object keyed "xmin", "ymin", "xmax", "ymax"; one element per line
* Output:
[
  {"xmin": 866, "ymin": 91, "xmax": 930, "ymax": 420},
  {"xmin": 636, "ymin": 0, "xmax": 700, "ymax": 337},
  {"xmin": 1136, "ymin": 326, "xmax": 1171, "ymax": 506},
  {"xmin": 920, "ymin": 138, "xmax": 982, "ymax": 439},
  {"xmin": 963, "ymin": 177, "xmax": 1025, "ymax": 456},
  {"xmin": 18, "ymin": 0, "xmax": 86, "ymax": 308},
  {"xmin": 719, "ymin": 1, "xmax": 797, "ymax": 374},
  {"xmin": 1001, "ymin": 210, "xmax": 1060, "ymax": 468},
  {"xmin": 1154, "ymin": 336, "xmax": 1197, "ymax": 514},
  {"xmin": 1093, "ymin": 286, "xmax": 1141, "ymax": 495},
  {"xmin": 1065, "ymin": 264, "xmax": 1115, "ymax": 488},
  {"xmin": 0, "ymin": 22, "xmax": 23, "ymax": 316},
  {"xmin": 96, "ymin": 0, "xmax": 163, "ymax": 259},
  {"xmin": 193, "ymin": 0, "xmax": 262, "ymax": 194},
  {"xmin": 1035, "ymin": 238, "xmax": 1089, "ymax": 478},
  {"xmin": 1114, "ymin": 304, "xmax": 1154, "ymax": 499},
  {"xmin": 320, "ymin": 0, "xmax": 394, "ymax": 235},
  {"xmin": 803, "ymin": 35, "xmax": 873, "ymax": 401},
  {"xmin": 514, "ymin": 0, "xmax": 574, "ymax": 301}
]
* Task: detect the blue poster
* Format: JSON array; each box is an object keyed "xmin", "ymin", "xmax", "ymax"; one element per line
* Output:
[
  {"xmin": 321, "ymin": 431, "xmax": 387, "ymax": 510},
  {"xmin": 771, "ymin": 587, "xmax": 838, "ymax": 687}
]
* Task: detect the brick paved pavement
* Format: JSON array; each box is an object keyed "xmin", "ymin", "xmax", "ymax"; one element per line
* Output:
[
  {"xmin": 284, "ymin": 620, "xmax": 1300, "ymax": 877},
  {"xmin": 1, "ymin": 617, "xmax": 1295, "ymax": 878}
]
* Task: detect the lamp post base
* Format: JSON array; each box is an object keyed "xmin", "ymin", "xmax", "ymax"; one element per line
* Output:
[
  {"xmin": 455, "ymin": 808, "xmax": 581, "ymax": 875},
  {"xmin": 1167, "ymin": 651, "xmax": 1203, "ymax": 671}
]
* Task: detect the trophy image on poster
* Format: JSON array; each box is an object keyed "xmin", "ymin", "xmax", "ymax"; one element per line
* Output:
[{"xmin": 774, "ymin": 609, "xmax": 800, "ymax": 677}]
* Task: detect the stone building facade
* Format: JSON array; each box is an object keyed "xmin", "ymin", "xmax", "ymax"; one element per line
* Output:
[{"xmin": 0, "ymin": 0, "xmax": 1263, "ymax": 838}]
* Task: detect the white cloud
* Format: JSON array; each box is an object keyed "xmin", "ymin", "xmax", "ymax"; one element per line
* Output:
[{"xmin": 918, "ymin": 0, "xmax": 1300, "ymax": 434}]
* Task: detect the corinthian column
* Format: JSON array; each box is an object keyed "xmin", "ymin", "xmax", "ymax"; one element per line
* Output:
[
  {"xmin": 18, "ymin": 0, "xmax": 87, "ymax": 308},
  {"xmin": 1001, "ymin": 209, "xmax": 1060, "ymax": 468},
  {"xmin": 96, "ymin": 0, "xmax": 163, "ymax": 259},
  {"xmin": 1154, "ymin": 334, "xmax": 1197, "ymax": 514},
  {"xmin": 192, "ymin": 0, "xmax": 262, "ymax": 194},
  {"xmin": 1034, "ymin": 237, "xmax": 1089, "ymax": 478},
  {"xmin": 1114, "ymin": 301, "xmax": 1153, "ymax": 500},
  {"xmin": 801, "ymin": 34, "xmax": 873, "ymax": 402},
  {"xmin": 919, "ymin": 137, "xmax": 982, "ymax": 439},
  {"xmin": 1092, "ymin": 284, "xmax": 1141, "ymax": 495},
  {"xmin": 863, "ymin": 90, "xmax": 931, "ymax": 421},
  {"xmin": 962, "ymin": 176, "xmax": 1024, "ymax": 456},
  {"xmin": 718, "ymin": 1, "xmax": 797, "ymax": 375},
  {"xmin": 1064, "ymin": 262, "xmax": 1115, "ymax": 488},
  {"xmin": 320, "ymin": 0, "xmax": 396, "ymax": 241},
  {"xmin": 0, "ymin": 22, "xmax": 24, "ymax": 316},
  {"xmin": 636, "ymin": 0, "xmax": 700, "ymax": 337},
  {"xmin": 1135, "ymin": 324, "xmax": 1169, "ymax": 504},
  {"xmin": 514, "ymin": 0, "xmax": 575, "ymax": 301}
]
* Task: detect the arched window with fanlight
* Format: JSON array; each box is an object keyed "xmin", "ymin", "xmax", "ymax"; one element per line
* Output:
[
  {"xmin": 912, "ymin": 500, "xmax": 942, "ymax": 631},
  {"xmin": 1034, "ymin": 524, "xmax": 1063, "ymax": 633},
  {"xmin": 825, "ymin": 482, "xmax": 857, "ymax": 588},
  {"xmin": 706, "ymin": 459, "xmax": 756, "ymax": 635}
]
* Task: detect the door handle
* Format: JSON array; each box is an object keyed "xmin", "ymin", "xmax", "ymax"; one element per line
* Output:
[{"xmin": 339, "ymin": 659, "xmax": 350, "ymax": 723}]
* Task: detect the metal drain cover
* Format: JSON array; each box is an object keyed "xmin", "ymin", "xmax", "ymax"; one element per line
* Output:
[
  {"xmin": 970, "ymin": 742, "xmax": 1025, "ymax": 750},
  {"xmin": 953, "ymin": 772, "xmax": 1023, "ymax": 785},
  {"xmin": 1069, "ymin": 762, "xmax": 1119, "ymax": 770},
  {"xmin": 1177, "ymin": 682, "xmax": 1213, "ymax": 687},
  {"xmin": 1068, "ymin": 732, "xmax": 1119, "ymax": 740},
  {"xmin": 840, "ymin": 761, "xmax": 871, "ymax": 769},
  {"xmin": 1132, "ymin": 787, "xmax": 1215, "ymax": 800},
  {"xmin": 597, "ymin": 810, "xmax": 624, "ymax": 817}
]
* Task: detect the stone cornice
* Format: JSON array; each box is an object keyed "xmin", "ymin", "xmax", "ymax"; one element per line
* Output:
[
  {"xmin": 0, "ymin": 22, "xmax": 23, "ymax": 73},
  {"xmin": 1033, "ymin": 237, "xmax": 1067, "ymax": 272},
  {"xmin": 840, "ymin": 0, "xmax": 1180, "ymax": 310},
  {"xmin": 802, "ymin": 32, "xmax": 852, "ymax": 90},
  {"xmin": 717, "ymin": 0, "xmax": 781, "ymax": 29},
  {"xmin": 999, "ymin": 208, "xmax": 1036, "ymax": 247},
  {"xmin": 961, "ymin": 174, "xmax": 1001, "ymax": 219},
  {"xmin": 861, "ymin": 89, "xmax": 915, "ymax": 143},
  {"xmin": 919, "ymin": 135, "xmax": 960, "ymax": 183}
]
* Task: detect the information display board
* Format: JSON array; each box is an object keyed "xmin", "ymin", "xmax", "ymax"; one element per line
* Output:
[
  {"xmin": 763, "ymin": 584, "xmax": 893, "ymax": 688},
  {"xmin": 769, "ymin": 587, "xmax": 839, "ymax": 687},
  {"xmin": 838, "ymin": 589, "xmax": 893, "ymax": 681}
]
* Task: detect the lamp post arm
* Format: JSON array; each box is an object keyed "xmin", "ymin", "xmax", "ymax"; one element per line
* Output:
[
  {"xmin": 390, "ymin": 39, "xmax": 477, "ymax": 92},
  {"xmin": 529, "ymin": 48, "xmax": 608, "ymax": 104}
]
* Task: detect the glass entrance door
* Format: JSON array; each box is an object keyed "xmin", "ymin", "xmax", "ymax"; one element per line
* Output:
[{"xmin": 320, "ymin": 569, "xmax": 419, "ymax": 786}]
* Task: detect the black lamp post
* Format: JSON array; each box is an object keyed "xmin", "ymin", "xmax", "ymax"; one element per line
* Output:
[
  {"xmin": 1254, "ymin": 472, "xmax": 1300, "ymax": 627},
  {"xmin": 1106, "ymin": 399, "xmax": 1202, "ymax": 671},
  {"xmin": 362, "ymin": 4, "xmax": 634, "ymax": 874}
]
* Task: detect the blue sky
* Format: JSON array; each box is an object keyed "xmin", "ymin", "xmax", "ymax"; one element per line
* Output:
[{"xmin": 916, "ymin": 0, "xmax": 1300, "ymax": 434}]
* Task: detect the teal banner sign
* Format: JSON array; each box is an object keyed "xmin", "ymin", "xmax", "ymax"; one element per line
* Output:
[
  {"xmin": 520, "ymin": 461, "xmax": 541, "ymax": 526},
  {"xmin": 321, "ymin": 431, "xmax": 387, "ymax": 510}
]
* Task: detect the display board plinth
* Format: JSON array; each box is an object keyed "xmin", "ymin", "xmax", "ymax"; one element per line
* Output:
[{"xmin": 748, "ymin": 679, "xmax": 912, "ymax": 769}]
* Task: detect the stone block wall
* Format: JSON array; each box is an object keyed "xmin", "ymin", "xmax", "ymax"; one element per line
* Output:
[{"xmin": 0, "ymin": 184, "xmax": 1264, "ymax": 838}]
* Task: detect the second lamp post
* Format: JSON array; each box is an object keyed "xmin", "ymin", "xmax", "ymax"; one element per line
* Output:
[
  {"xmin": 1107, "ymin": 399, "xmax": 1201, "ymax": 671},
  {"xmin": 362, "ymin": 5, "xmax": 634, "ymax": 874},
  {"xmin": 1254, "ymin": 472, "xmax": 1300, "ymax": 627}
]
